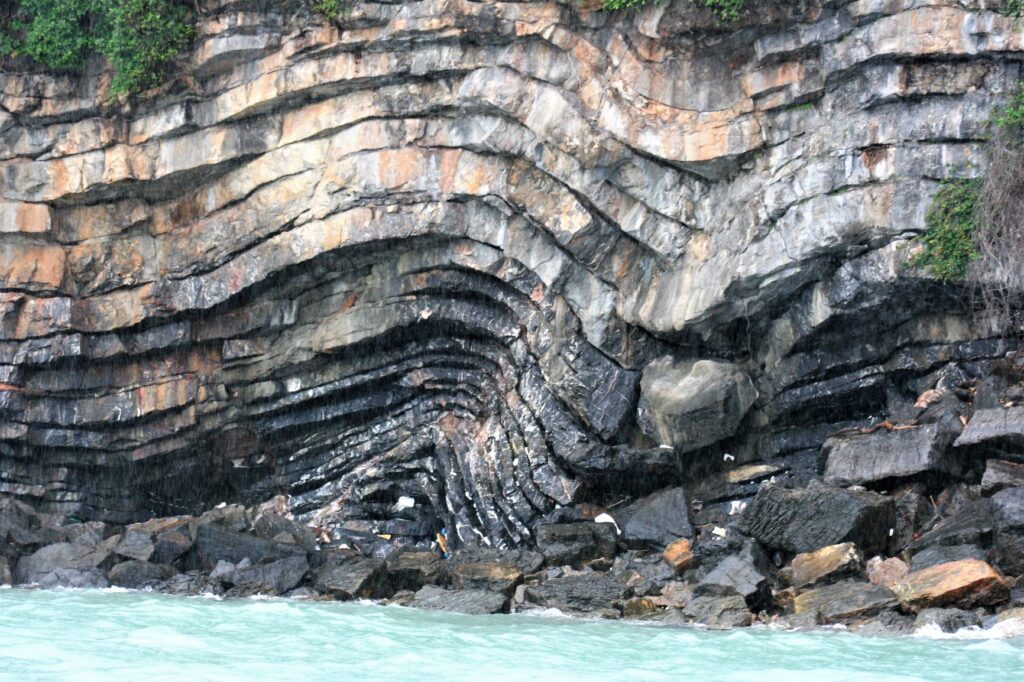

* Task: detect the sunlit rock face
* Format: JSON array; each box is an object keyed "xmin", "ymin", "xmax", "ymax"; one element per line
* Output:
[{"xmin": 0, "ymin": 0, "xmax": 1020, "ymax": 548}]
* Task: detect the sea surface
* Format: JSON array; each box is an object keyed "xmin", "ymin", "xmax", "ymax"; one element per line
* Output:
[{"xmin": 1, "ymin": 588, "xmax": 1023, "ymax": 681}]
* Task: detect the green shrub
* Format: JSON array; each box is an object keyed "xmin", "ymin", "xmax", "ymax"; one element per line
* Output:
[
  {"xmin": 0, "ymin": 0, "xmax": 193, "ymax": 94},
  {"xmin": 312, "ymin": 0, "xmax": 351, "ymax": 17},
  {"xmin": 98, "ymin": 0, "xmax": 194, "ymax": 95},
  {"xmin": 994, "ymin": 89, "xmax": 1024, "ymax": 137},
  {"xmin": 913, "ymin": 179, "xmax": 981, "ymax": 282},
  {"xmin": 2, "ymin": 0, "xmax": 97, "ymax": 71},
  {"xmin": 601, "ymin": 0, "xmax": 748, "ymax": 22}
]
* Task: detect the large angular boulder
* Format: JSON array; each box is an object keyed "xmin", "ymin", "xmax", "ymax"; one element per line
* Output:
[
  {"xmin": 910, "ymin": 544, "xmax": 988, "ymax": 572},
  {"xmin": 313, "ymin": 558, "xmax": 389, "ymax": 600},
  {"xmin": 637, "ymin": 358, "xmax": 756, "ymax": 453},
  {"xmin": 226, "ymin": 555, "xmax": 309, "ymax": 595},
  {"xmin": 121, "ymin": 516, "xmax": 195, "ymax": 566},
  {"xmin": 411, "ymin": 585, "xmax": 507, "ymax": 615},
  {"xmin": 982, "ymin": 460, "xmax": 1024, "ymax": 495},
  {"xmin": 534, "ymin": 522, "xmax": 617, "ymax": 567},
  {"xmin": 914, "ymin": 608, "xmax": 982, "ymax": 633},
  {"xmin": 822, "ymin": 423, "xmax": 960, "ymax": 487},
  {"xmin": 0, "ymin": 497, "xmax": 45, "ymax": 549},
  {"xmin": 252, "ymin": 512, "xmax": 318, "ymax": 553},
  {"xmin": 14, "ymin": 538, "xmax": 117, "ymax": 585},
  {"xmin": 681, "ymin": 594, "xmax": 753, "ymax": 629},
  {"xmin": 740, "ymin": 483, "xmax": 895, "ymax": 555},
  {"xmin": 793, "ymin": 581, "xmax": 898, "ymax": 624},
  {"xmin": 114, "ymin": 531, "xmax": 155, "ymax": 562},
  {"xmin": 954, "ymin": 407, "xmax": 1024, "ymax": 458},
  {"xmin": 613, "ymin": 487, "xmax": 693, "ymax": 549},
  {"xmin": 891, "ymin": 559, "xmax": 1010, "ymax": 610},
  {"xmin": 196, "ymin": 505, "xmax": 250, "ymax": 533},
  {"xmin": 867, "ymin": 556, "xmax": 909, "ymax": 587},
  {"xmin": 908, "ymin": 498, "xmax": 994, "ymax": 554},
  {"xmin": 992, "ymin": 487, "xmax": 1024, "ymax": 575},
  {"xmin": 695, "ymin": 555, "xmax": 771, "ymax": 611},
  {"xmin": 662, "ymin": 538, "xmax": 696, "ymax": 574},
  {"xmin": 789, "ymin": 542, "xmax": 864, "ymax": 590},
  {"xmin": 450, "ymin": 562, "xmax": 523, "ymax": 597},
  {"xmin": 37, "ymin": 567, "xmax": 109, "ymax": 589},
  {"xmin": 890, "ymin": 484, "xmax": 932, "ymax": 553},
  {"xmin": 524, "ymin": 573, "xmax": 633, "ymax": 616},
  {"xmin": 387, "ymin": 550, "xmax": 447, "ymax": 591},
  {"xmin": 451, "ymin": 548, "xmax": 545, "ymax": 575},
  {"xmin": 191, "ymin": 524, "xmax": 305, "ymax": 569},
  {"xmin": 108, "ymin": 560, "xmax": 178, "ymax": 589}
]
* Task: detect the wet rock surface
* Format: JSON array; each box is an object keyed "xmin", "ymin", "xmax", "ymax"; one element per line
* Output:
[
  {"xmin": 914, "ymin": 608, "xmax": 982, "ymax": 633},
  {"xmin": 614, "ymin": 487, "xmax": 694, "ymax": 549},
  {"xmin": 740, "ymin": 483, "xmax": 895, "ymax": 555},
  {"xmin": 534, "ymin": 523, "xmax": 617, "ymax": 568},
  {"xmin": 638, "ymin": 359, "xmax": 756, "ymax": 453},
  {"xmin": 411, "ymin": 585, "xmax": 507, "ymax": 615},
  {"xmin": 793, "ymin": 581, "xmax": 899, "ymax": 625},
  {"xmin": 0, "ymin": 0, "xmax": 1019, "ymax": 557},
  {"xmin": 789, "ymin": 543, "xmax": 864, "ymax": 590},
  {"xmin": 892, "ymin": 560, "xmax": 1010, "ymax": 611},
  {"xmin": 823, "ymin": 424, "xmax": 961, "ymax": 488},
  {"xmin": 0, "ymin": 0, "xmax": 1024, "ymax": 638}
]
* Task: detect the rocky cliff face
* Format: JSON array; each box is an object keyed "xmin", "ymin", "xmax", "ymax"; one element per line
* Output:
[{"xmin": 1, "ymin": 0, "xmax": 1021, "ymax": 549}]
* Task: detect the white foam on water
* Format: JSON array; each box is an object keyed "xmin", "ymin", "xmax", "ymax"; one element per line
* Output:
[
  {"xmin": 914, "ymin": 617, "xmax": 1024, "ymax": 641},
  {"xmin": 1, "ymin": 590, "xmax": 1022, "ymax": 681}
]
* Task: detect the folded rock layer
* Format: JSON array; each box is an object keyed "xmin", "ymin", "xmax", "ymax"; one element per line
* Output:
[{"xmin": 0, "ymin": 0, "xmax": 1021, "ymax": 549}]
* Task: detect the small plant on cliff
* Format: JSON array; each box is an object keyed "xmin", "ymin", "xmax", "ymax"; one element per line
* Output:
[
  {"xmin": 912, "ymin": 179, "xmax": 981, "ymax": 283},
  {"xmin": 0, "ymin": 0, "xmax": 193, "ymax": 95},
  {"xmin": 97, "ymin": 0, "xmax": 194, "ymax": 94},
  {"xmin": 600, "ymin": 0, "xmax": 748, "ymax": 22},
  {"xmin": 914, "ymin": 86, "xmax": 1024, "ymax": 335},
  {"xmin": 971, "ymin": 91, "xmax": 1024, "ymax": 335},
  {"xmin": 311, "ymin": 0, "xmax": 351, "ymax": 17}
]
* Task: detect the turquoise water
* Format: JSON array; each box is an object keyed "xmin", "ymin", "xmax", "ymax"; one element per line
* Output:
[{"xmin": 1, "ymin": 589, "xmax": 1023, "ymax": 681}]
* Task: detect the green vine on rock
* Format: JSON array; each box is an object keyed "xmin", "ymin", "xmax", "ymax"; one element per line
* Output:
[{"xmin": 912, "ymin": 179, "xmax": 981, "ymax": 283}]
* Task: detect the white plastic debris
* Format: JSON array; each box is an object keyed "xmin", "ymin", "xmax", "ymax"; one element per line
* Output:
[
  {"xmin": 659, "ymin": 444, "xmax": 674, "ymax": 450},
  {"xmin": 216, "ymin": 502, "xmax": 227, "ymax": 509},
  {"xmin": 712, "ymin": 526, "xmax": 729, "ymax": 539},
  {"xmin": 889, "ymin": 528, "xmax": 895, "ymax": 537},
  {"xmin": 728, "ymin": 500, "xmax": 747, "ymax": 516},
  {"xmin": 723, "ymin": 453, "xmax": 735, "ymax": 462},
  {"xmin": 595, "ymin": 512, "xmax": 621, "ymax": 535},
  {"xmin": 395, "ymin": 496, "xmax": 416, "ymax": 511}
]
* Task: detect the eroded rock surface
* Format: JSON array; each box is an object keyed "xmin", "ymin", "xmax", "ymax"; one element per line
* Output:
[{"xmin": 0, "ymin": 0, "xmax": 1022, "ymax": 559}]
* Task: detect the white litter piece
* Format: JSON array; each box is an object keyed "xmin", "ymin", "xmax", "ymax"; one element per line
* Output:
[
  {"xmin": 729, "ymin": 500, "xmax": 747, "ymax": 516},
  {"xmin": 723, "ymin": 453, "xmax": 735, "ymax": 462},
  {"xmin": 595, "ymin": 512, "xmax": 621, "ymax": 535},
  {"xmin": 712, "ymin": 526, "xmax": 729, "ymax": 539},
  {"xmin": 395, "ymin": 496, "xmax": 416, "ymax": 511}
]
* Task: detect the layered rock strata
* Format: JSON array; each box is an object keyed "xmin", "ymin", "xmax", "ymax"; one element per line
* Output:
[{"xmin": 1, "ymin": 0, "xmax": 1023, "ymax": 550}]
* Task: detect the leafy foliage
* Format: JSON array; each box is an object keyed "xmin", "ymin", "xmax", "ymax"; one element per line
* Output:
[
  {"xmin": 994, "ymin": 88, "xmax": 1024, "ymax": 136},
  {"xmin": 601, "ymin": 0, "xmax": 748, "ymax": 22},
  {"xmin": 0, "ymin": 0, "xmax": 193, "ymax": 94},
  {"xmin": 312, "ymin": 0, "xmax": 351, "ymax": 17},
  {"xmin": 2, "ymin": 0, "xmax": 97, "ymax": 71},
  {"xmin": 98, "ymin": 0, "xmax": 194, "ymax": 94},
  {"xmin": 913, "ymin": 180, "xmax": 981, "ymax": 282}
]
